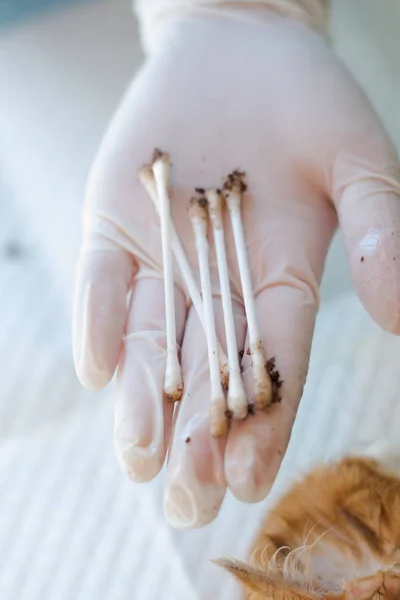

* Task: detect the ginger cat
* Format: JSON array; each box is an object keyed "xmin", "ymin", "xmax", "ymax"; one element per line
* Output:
[{"xmin": 216, "ymin": 443, "xmax": 400, "ymax": 599}]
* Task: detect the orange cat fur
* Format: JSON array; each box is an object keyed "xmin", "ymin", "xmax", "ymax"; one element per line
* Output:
[{"xmin": 216, "ymin": 447, "xmax": 400, "ymax": 599}]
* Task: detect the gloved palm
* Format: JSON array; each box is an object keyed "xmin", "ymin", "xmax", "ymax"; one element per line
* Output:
[{"xmin": 73, "ymin": 10, "xmax": 400, "ymax": 528}]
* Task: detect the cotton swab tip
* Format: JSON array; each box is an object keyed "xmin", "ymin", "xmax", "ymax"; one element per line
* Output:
[
  {"xmin": 206, "ymin": 188, "xmax": 224, "ymax": 224},
  {"xmin": 223, "ymin": 170, "xmax": 247, "ymax": 208},
  {"xmin": 189, "ymin": 195, "xmax": 208, "ymax": 220},
  {"xmin": 250, "ymin": 343, "xmax": 272, "ymax": 410},
  {"xmin": 228, "ymin": 387, "xmax": 248, "ymax": 421},
  {"xmin": 163, "ymin": 350, "xmax": 183, "ymax": 402},
  {"xmin": 138, "ymin": 164, "xmax": 154, "ymax": 187},
  {"xmin": 151, "ymin": 148, "xmax": 171, "ymax": 168},
  {"xmin": 152, "ymin": 149, "xmax": 172, "ymax": 187},
  {"xmin": 220, "ymin": 363, "xmax": 229, "ymax": 391},
  {"xmin": 210, "ymin": 395, "xmax": 229, "ymax": 438}
]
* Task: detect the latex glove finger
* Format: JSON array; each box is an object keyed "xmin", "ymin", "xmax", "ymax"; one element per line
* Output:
[
  {"xmin": 114, "ymin": 277, "xmax": 187, "ymax": 483},
  {"xmin": 225, "ymin": 284, "xmax": 318, "ymax": 502},
  {"xmin": 224, "ymin": 215, "xmax": 334, "ymax": 502},
  {"xmin": 332, "ymin": 133, "xmax": 400, "ymax": 333},
  {"xmin": 73, "ymin": 246, "xmax": 135, "ymax": 390},
  {"xmin": 164, "ymin": 298, "xmax": 247, "ymax": 529}
]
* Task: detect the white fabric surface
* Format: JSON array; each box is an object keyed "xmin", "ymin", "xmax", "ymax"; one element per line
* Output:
[{"xmin": 1, "ymin": 0, "xmax": 400, "ymax": 598}]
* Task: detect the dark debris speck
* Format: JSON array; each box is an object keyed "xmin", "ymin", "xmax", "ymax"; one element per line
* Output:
[
  {"xmin": 197, "ymin": 196, "xmax": 208, "ymax": 209},
  {"xmin": 266, "ymin": 357, "xmax": 283, "ymax": 404},
  {"xmin": 223, "ymin": 169, "xmax": 247, "ymax": 193},
  {"xmin": 151, "ymin": 148, "xmax": 164, "ymax": 164},
  {"xmin": 247, "ymin": 402, "xmax": 255, "ymax": 416}
]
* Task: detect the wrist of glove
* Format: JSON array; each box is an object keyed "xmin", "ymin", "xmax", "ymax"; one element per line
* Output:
[{"xmin": 134, "ymin": 0, "xmax": 329, "ymax": 54}]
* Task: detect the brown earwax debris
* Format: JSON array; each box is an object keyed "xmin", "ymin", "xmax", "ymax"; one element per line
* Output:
[
  {"xmin": 223, "ymin": 169, "xmax": 248, "ymax": 194},
  {"xmin": 151, "ymin": 147, "xmax": 165, "ymax": 164},
  {"xmin": 266, "ymin": 357, "xmax": 283, "ymax": 403},
  {"xmin": 224, "ymin": 409, "xmax": 234, "ymax": 420}
]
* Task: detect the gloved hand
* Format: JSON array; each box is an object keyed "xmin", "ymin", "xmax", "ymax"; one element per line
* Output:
[{"xmin": 73, "ymin": 2, "xmax": 400, "ymax": 529}]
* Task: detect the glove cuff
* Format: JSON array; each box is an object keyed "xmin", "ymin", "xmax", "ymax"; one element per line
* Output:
[{"xmin": 134, "ymin": 0, "xmax": 329, "ymax": 54}]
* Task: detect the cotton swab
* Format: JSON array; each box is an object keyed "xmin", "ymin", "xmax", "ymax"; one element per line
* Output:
[
  {"xmin": 189, "ymin": 197, "xmax": 229, "ymax": 437},
  {"xmin": 223, "ymin": 170, "xmax": 272, "ymax": 411},
  {"xmin": 151, "ymin": 150, "xmax": 183, "ymax": 402},
  {"xmin": 137, "ymin": 165, "xmax": 229, "ymax": 389},
  {"xmin": 206, "ymin": 188, "xmax": 248, "ymax": 420}
]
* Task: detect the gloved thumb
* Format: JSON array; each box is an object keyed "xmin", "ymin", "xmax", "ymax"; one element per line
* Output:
[{"xmin": 332, "ymin": 135, "xmax": 400, "ymax": 334}]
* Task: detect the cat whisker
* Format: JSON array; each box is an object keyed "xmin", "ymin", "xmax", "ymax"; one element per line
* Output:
[
  {"xmin": 220, "ymin": 456, "xmax": 400, "ymax": 600},
  {"xmin": 302, "ymin": 520, "xmax": 325, "ymax": 548}
]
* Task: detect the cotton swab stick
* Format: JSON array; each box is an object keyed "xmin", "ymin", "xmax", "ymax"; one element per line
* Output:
[
  {"xmin": 189, "ymin": 197, "xmax": 229, "ymax": 437},
  {"xmin": 137, "ymin": 165, "xmax": 229, "ymax": 389},
  {"xmin": 151, "ymin": 150, "xmax": 183, "ymax": 402},
  {"xmin": 223, "ymin": 170, "xmax": 272, "ymax": 411},
  {"xmin": 206, "ymin": 188, "xmax": 248, "ymax": 420}
]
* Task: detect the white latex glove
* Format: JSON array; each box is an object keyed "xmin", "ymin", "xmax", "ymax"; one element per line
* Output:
[{"xmin": 73, "ymin": 1, "xmax": 400, "ymax": 528}]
